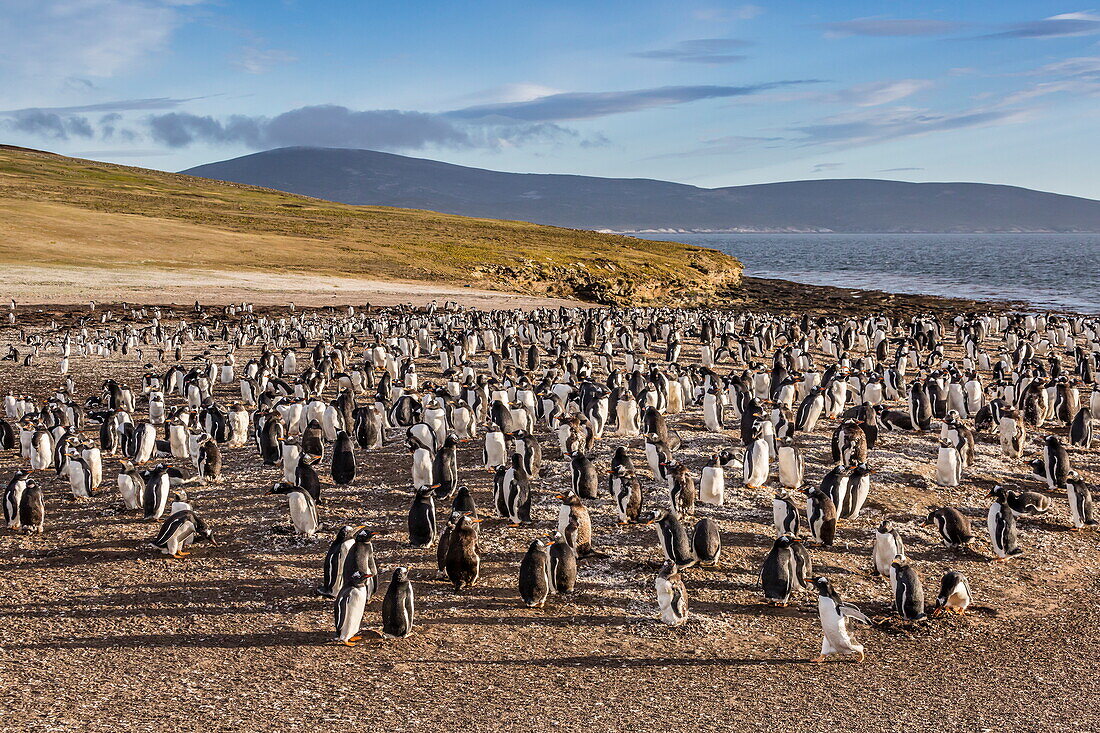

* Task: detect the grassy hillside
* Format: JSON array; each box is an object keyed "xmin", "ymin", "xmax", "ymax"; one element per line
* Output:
[{"xmin": 0, "ymin": 147, "xmax": 741, "ymax": 305}]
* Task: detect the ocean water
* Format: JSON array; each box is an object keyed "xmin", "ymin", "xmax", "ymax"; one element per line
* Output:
[{"xmin": 633, "ymin": 233, "xmax": 1100, "ymax": 313}]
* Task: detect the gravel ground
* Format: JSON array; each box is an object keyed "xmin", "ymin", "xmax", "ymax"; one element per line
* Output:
[{"xmin": 0, "ymin": 300, "xmax": 1098, "ymax": 732}]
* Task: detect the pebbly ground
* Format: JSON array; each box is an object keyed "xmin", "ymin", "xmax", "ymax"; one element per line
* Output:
[{"xmin": 0, "ymin": 302, "xmax": 1097, "ymax": 732}]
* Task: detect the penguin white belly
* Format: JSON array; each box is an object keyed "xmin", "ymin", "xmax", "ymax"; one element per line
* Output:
[
  {"xmin": 335, "ymin": 586, "xmax": 368, "ymax": 642},
  {"xmin": 289, "ymin": 493, "xmax": 318, "ymax": 536},
  {"xmin": 777, "ymin": 449, "xmax": 801, "ymax": 488},
  {"xmin": 557, "ymin": 505, "xmax": 571, "ymax": 536},
  {"xmin": 655, "ymin": 577, "xmax": 685, "ymax": 626},
  {"xmin": 873, "ymin": 537, "xmax": 896, "ymax": 576},
  {"xmin": 819, "ymin": 598, "xmax": 861, "ymax": 656},
  {"xmin": 699, "ymin": 467, "xmax": 725, "ymax": 506},
  {"xmin": 935, "ymin": 447, "xmax": 960, "ymax": 487}
]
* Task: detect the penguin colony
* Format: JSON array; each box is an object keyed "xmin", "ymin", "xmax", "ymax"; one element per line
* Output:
[{"xmin": 1, "ymin": 300, "xmax": 1098, "ymax": 661}]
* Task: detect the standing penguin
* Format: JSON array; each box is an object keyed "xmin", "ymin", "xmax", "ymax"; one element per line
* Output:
[
  {"xmin": 665, "ymin": 462, "xmax": 697, "ymax": 516},
  {"xmin": 3, "ymin": 470, "xmax": 30, "ymax": 529},
  {"xmin": 408, "ymin": 486, "xmax": 437, "ymax": 548},
  {"xmin": 196, "ymin": 438, "xmax": 221, "ymax": 483},
  {"xmin": 647, "ymin": 509, "xmax": 696, "ymax": 569},
  {"xmin": 333, "ymin": 569, "xmax": 372, "ymax": 647},
  {"xmin": 142, "ymin": 464, "xmax": 171, "ymax": 522},
  {"xmin": 445, "ymin": 513, "xmax": 482, "ymax": 591},
  {"xmin": 809, "ymin": 576, "xmax": 872, "ymax": 663},
  {"xmin": 935, "ymin": 440, "xmax": 963, "ymax": 488},
  {"xmin": 890, "ymin": 556, "xmax": 926, "ymax": 621},
  {"xmin": 772, "ymin": 489, "xmax": 801, "ymax": 537},
  {"xmin": 922, "ymin": 507, "xmax": 974, "ymax": 548},
  {"xmin": 519, "ymin": 538, "xmax": 552, "ymax": 608},
  {"xmin": 742, "ymin": 436, "xmax": 770, "ymax": 489},
  {"xmin": 698, "ymin": 454, "xmax": 725, "ymax": 506},
  {"xmin": 654, "ymin": 560, "xmax": 689, "ymax": 626},
  {"xmin": 804, "ymin": 487, "xmax": 837, "ymax": 546},
  {"xmin": 988, "ymin": 494, "xmax": 1023, "ymax": 560},
  {"xmin": 1069, "ymin": 406, "xmax": 1093, "ymax": 448},
  {"xmin": 331, "ymin": 430, "xmax": 356, "ymax": 487},
  {"xmin": 1066, "ymin": 473, "xmax": 1098, "ymax": 530},
  {"xmin": 556, "ymin": 491, "xmax": 593, "ymax": 556},
  {"xmin": 503, "ymin": 453, "xmax": 533, "ymax": 527},
  {"xmin": 932, "ymin": 571, "xmax": 972, "ymax": 617},
  {"xmin": 570, "ymin": 452, "xmax": 600, "ymax": 500},
  {"xmin": 760, "ymin": 535, "xmax": 812, "ymax": 606},
  {"xmin": 777, "ymin": 439, "xmax": 804, "ymax": 489},
  {"xmin": 17, "ymin": 479, "xmax": 44, "ymax": 533},
  {"xmin": 548, "ymin": 531, "xmax": 578, "ymax": 594},
  {"xmin": 317, "ymin": 525, "xmax": 358, "ymax": 598},
  {"xmin": 380, "ymin": 567, "xmax": 415, "ymax": 639},
  {"xmin": 692, "ymin": 517, "xmax": 722, "ymax": 568},
  {"xmin": 1041, "ymin": 435, "xmax": 1071, "ymax": 489},
  {"xmin": 609, "ymin": 464, "xmax": 643, "ymax": 523},
  {"xmin": 872, "ymin": 521, "xmax": 905, "ymax": 577}
]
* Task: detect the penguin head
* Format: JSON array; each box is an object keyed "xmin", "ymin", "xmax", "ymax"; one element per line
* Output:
[
  {"xmin": 878, "ymin": 520, "xmax": 893, "ymax": 533},
  {"xmin": 890, "ymin": 555, "xmax": 910, "ymax": 569},
  {"xmin": 392, "ymin": 567, "xmax": 409, "ymax": 583},
  {"xmin": 809, "ymin": 576, "xmax": 833, "ymax": 595},
  {"xmin": 986, "ymin": 485, "xmax": 1008, "ymax": 501}
]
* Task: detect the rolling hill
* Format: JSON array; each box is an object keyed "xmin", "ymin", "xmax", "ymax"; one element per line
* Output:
[
  {"xmin": 185, "ymin": 147, "xmax": 1100, "ymax": 233},
  {"xmin": 0, "ymin": 147, "xmax": 741, "ymax": 305}
]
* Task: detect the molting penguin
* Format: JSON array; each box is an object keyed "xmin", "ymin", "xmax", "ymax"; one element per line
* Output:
[
  {"xmin": 548, "ymin": 531, "xmax": 578, "ymax": 594},
  {"xmin": 445, "ymin": 513, "xmax": 482, "ymax": 591},
  {"xmin": 609, "ymin": 464, "xmax": 643, "ymax": 523},
  {"xmin": 988, "ymin": 484, "xmax": 1051, "ymax": 518},
  {"xmin": 17, "ymin": 478, "xmax": 44, "ymax": 533},
  {"xmin": 380, "ymin": 567, "xmax": 415, "ymax": 639},
  {"xmin": 519, "ymin": 538, "xmax": 552, "ymax": 608},
  {"xmin": 3, "ymin": 470, "xmax": 30, "ymax": 529},
  {"xmin": 804, "ymin": 487, "xmax": 837, "ymax": 547},
  {"xmin": 556, "ymin": 491, "xmax": 593, "ymax": 556},
  {"xmin": 654, "ymin": 560, "xmax": 688, "ymax": 626}
]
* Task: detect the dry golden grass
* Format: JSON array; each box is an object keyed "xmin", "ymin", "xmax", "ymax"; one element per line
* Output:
[{"xmin": 0, "ymin": 147, "xmax": 741, "ymax": 303}]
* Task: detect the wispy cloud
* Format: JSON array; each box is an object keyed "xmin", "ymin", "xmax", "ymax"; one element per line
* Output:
[
  {"xmin": 632, "ymin": 38, "xmax": 751, "ymax": 65},
  {"xmin": 824, "ymin": 79, "xmax": 934, "ymax": 107},
  {"xmin": 791, "ymin": 105, "xmax": 1032, "ymax": 148},
  {"xmin": 811, "ymin": 162, "xmax": 843, "ymax": 172},
  {"xmin": 878, "ymin": 166, "xmax": 925, "ymax": 172},
  {"xmin": 0, "ymin": 98, "xmax": 197, "ymax": 116},
  {"xmin": 820, "ymin": 17, "xmax": 965, "ymax": 38},
  {"xmin": 446, "ymin": 81, "xmax": 822, "ymax": 122},
  {"xmin": 979, "ymin": 11, "xmax": 1100, "ymax": 39},
  {"xmin": 233, "ymin": 45, "xmax": 297, "ymax": 74}
]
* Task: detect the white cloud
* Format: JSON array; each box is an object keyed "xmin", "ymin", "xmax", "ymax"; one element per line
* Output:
[{"xmin": 234, "ymin": 46, "xmax": 297, "ymax": 74}]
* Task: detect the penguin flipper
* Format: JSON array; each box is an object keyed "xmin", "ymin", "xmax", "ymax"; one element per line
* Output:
[{"xmin": 839, "ymin": 603, "xmax": 873, "ymax": 625}]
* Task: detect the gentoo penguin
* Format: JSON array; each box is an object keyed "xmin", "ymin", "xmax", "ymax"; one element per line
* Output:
[
  {"xmin": 659, "ymin": 461, "xmax": 694, "ymax": 517},
  {"xmin": 988, "ymin": 494, "xmax": 1023, "ymax": 560},
  {"xmin": 1069, "ymin": 406, "xmax": 1093, "ymax": 448},
  {"xmin": 432, "ymin": 433, "xmax": 460, "ymax": 499},
  {"xmin": 445, "ymin": 513, "xmax": 482, "ymax": 591},
  {"xmin": 1066, "ymin": 473, "xmax": 1098, "ymax": 529},
  {"xmin": 150, "ymin": 508, "xmax": 215, "ymax": 558},
  {"xmin": 987, "ymin": 484, "xmax": 1051, "ymax": 518},
  {"xmin": 317, "ymin": 524, "xmax": 359, "ymax": 598},
  {"xmin": 267, "ymin": 481, "xmax": 319, "ymax": 537},
  {"xmin": 17, "ymin": 478, "xmax": 44, "ymax": 533},
  {"xmin": 647, "ymin": 509, "xmax": 696, "ymax": 569},
  {"xmin": 142, "ymin": 464, "xmax": 171, "ymax": 521},
  {"xmin": 331, "ymin": 430, "xmax": 356, "ymax": 487},
  {"xmin": 609, "ymin": 464, "xmax": 643, "ymax": 523},
  {"xmin": 519, "ymin": 538, "xmax": 552, "ymax": 608},
  {"xmin": 698, "ymin": 454, "xmax": 725, "ymax": 506},
  {"xmin": 742, "ymin": 437, "xmax": 770, "ymax": 489},
  {"xmin": 196, "ymin": 438, "xmax": 221, "ymax": 483},
  {"xmin": 831, "ymin": 420, "xmax": 867, "ymax": 466},
  {"xmin": 890, "ymin": 556, "xmax": 926, "ymax": 621},
  {"xmin": 872, "ymin": 521, "xmax": 905, "ymax": 577},
  {"xmin": 344, "ymin": 527, "xmax": 380, "ymax": 602},
  {"xmin": 934, "ymin": 440, "xmax": 962, "ymax": 488},
  {"xmin": 1041, "ymin": 435, "xmax": 1071, "ymax": 489},
  {"xmin": 804, "ymin": 487, "xmax": 837, "ymax": 546},
  {"xmin": 556, "ymin": 491, "xmax": 593, "ymax": 556},
  {"xmin": 381, "ymin": 567, "xmax": 415, "ymax": 639},
  {"xmin": 408, "ymin": 487, "xmax": 437, "ymax": 548},
  {"xmin": 692, "ymin": 517, "xmax": 722, "ymax": 568},
  {"xmin": 702, "ymin": 386, "xmax": 723, "ymax": 432},
  {"xmin": 451, "ymin": 485, "xmax": 478, "ymax": 517},
  {"xmin": 334, "ymin": 569, "xmax": 372, "ymax": 646},
  {"xmin": 760, "ymin": 535, "xmax": 811, "ymax": 606},
  {"xmin": 301, "ymin": 419, "xmax": 325, "ymax": 462},
  {"xmin": 570, "ymin": 452, "xmax": 600, "ymax": 500},
  {"xmin": 819, "ymin": 465, "xmax": 850, "ymax": 520},
  {"xmin": 844, "ymin": 463, "xmax": 873, "ymax": 519},
  {"xmin": 809, "ymin": 576, "xmax": 872, "ymax": 663},
  {"xmin": 4, "ymin": 470, "xmax": 30, "ymax": 529},
  {"xmin": 502, "ymin": 453, "xmax": 533, "ymax": 526},
  {"xmin": 932, "ymin": 571, "xmax": 972, "ymax": 617},
  {"xmin": 777, "ymin": 439, "xmax": 804, "ymax": 489},
  {"xmin": 549, "ymin": 531, "xmax": 578, "ymax": 594},
  {"xmin": 655, "ymin": 560, "xmax": 688, "ymax": 626},
  {"xmin": 772, "ymin": 489, "xmax": 801, "ymax": 537},
  {"xmin": 922, "ymin": 507, "xmax": 974, "ymax": 548}
]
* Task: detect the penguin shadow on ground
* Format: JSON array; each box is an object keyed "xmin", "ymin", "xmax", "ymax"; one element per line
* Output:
[
  {"xmin": 419, "ymin": 611, "xmax": 637, "ymax": 628},
  {"xmin": 7, "ymin": 629, "xmax": 321, "ymax": 651},
  {"xmin": 404, "ymin": 653, "xmax": 807, "ymax": 668},
  {"xmin": 0, "ymin": 537, "xmax": 182, "ymax": 570}
]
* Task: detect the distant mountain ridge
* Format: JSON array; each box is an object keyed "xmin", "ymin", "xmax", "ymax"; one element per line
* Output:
[{"xmin": 183, "ymin": 147, "xmax": 1100, "ymax": 233}]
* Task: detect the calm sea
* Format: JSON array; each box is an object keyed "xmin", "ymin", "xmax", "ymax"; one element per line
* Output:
[{"xmin": 632, "ymin": 233, "xmax": 1100, "ymax": 313}]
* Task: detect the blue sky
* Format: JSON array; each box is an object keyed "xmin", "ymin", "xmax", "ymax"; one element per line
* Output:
[{"xmin": 3, "ymin": 1, "xmax": 1100, "ymax": 197}]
